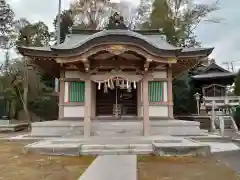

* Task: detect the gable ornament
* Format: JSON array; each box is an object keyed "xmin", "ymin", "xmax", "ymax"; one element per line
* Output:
[{"xmin": 107, "ymin": 45, "xmax": 126, "ymax": 55}]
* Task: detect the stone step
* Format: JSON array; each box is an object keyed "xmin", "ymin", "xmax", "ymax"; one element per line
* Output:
[
  {"xmin": 80, "ymin": 148, "xmax": 152, "ymax": 155},
  {"xmin": 25, "ymin": 142, "xmax": 82, "ymax": 156},
  {"xmin": 152, "ymin": 142, "xmax": 211, "ymax": 156},
  {"xmin": 49, "ymin": 136, "xmax": 183, "ymax": 144},
  {"xmin": 80, "ymin": 144, "xmax": 153, "ymax": 155},
  {"xmin": 30, "ymin": 120, "xmax": 204, "ymax": 137},
  {"xmin": 92, "ymin": 131, "xmax": 141, "ymax": 136},
  {"xmin": 81, "ymin": 144, "xmax": 152, "ymax": 150}
]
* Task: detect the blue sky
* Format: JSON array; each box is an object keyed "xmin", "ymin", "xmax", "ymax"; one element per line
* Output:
[{"xmin": 6, "ymin": 0, "xmax": 240, "ymax": 71}]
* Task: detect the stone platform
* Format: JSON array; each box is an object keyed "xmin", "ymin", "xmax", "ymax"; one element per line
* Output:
[
  {"xmin": 25, "ymin": 136, "xmax": 210, "ymax": 156},
  {"xmin": 0, "ymin": 120, "xmax": 29, "ymax": 132},
  {"xmin": 30, "ymin": 120, "xmax": 206, "ymax": 137}
]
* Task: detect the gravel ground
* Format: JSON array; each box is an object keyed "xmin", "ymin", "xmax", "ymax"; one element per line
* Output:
[
  {"xmin": 138, "ymin": 156, "xmax": 240, "ymax": 180},
  {"xmin": 0, "ymin": 141, "xmax": 95, "ymax": 180}
]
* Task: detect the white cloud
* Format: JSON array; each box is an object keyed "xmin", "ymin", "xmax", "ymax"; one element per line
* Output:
[
  {"xmin": 195, "ymin": 1, "xmax": 240, "ymax": 71},
  {"xmin": 9, "ymin": 0, "xmax": 71, "ymax": 31}
]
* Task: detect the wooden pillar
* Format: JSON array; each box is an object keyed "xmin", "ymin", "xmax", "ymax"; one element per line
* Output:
[
  {"xmin": 167, "ymin": 65, "xmax": 173, "ymax": 118},
  {"xmin": 91, "ymin": 81, "xmax": 96, "ymax": 118},
  {"xmin": 137, "ymin": 82, "xmax": 142, "ymax": 117},
  {"xmin": 84, "ymin": 79, "xmax": 92, "ymax": 137},
  {"xmin": 142, "ymin": 75, "xmax": 149, "ymax": 136},
  {"xmin": 58, "ymin": 71, "xmax": 65, "ymax": 119}
]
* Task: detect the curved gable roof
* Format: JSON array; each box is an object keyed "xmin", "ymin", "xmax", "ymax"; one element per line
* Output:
[
  {"xmin": 17, "ymin": 29, "xmax": 214, "ymax": 58},
  {"xmin": 51, "ymin": 29, "xmax": 181, "ymax": 51}
]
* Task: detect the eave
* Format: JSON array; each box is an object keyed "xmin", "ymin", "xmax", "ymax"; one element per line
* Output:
[
  {"xmin": 71, "ymin": 28, "xmax": 164, "ymax": 35},
  {"xmin": 191, "ymin": 72, "xmax": 236, "ymax": 80}
]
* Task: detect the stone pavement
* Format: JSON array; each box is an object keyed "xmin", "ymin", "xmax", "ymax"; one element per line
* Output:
[
  {"xmin": 214, "ymin": 150, "xmax": 240, "ymax": 174},
  {"xmin": 78, "ymin": 155, "xmax": 136, "ymax": 180},
  {"xmin": 201, "ymin": 142, "xmax": 240, "ymax": 153}
]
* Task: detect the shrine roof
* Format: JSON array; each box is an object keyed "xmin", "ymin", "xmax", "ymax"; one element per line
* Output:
[
  {"xmin": 190, "ymin": 61, "xmax": 230, "ymax": 74},
  {"xmin": 192, "ymin": 72, "xmax": 236, "ymax": 79},
  {"xmin": 190, "ymin": 61, "xmax": 237, "ymax": 81},
  {"xmin": 18, "ymin": 29, "xmax": 213, "ymax": 58}
]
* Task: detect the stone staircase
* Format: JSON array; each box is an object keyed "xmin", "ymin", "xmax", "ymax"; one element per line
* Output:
[
  {"xmin": 215, "ymin": 115, "xmax": 238, "ymax": 130},
  {"xmin": 29, "ymin": 119, "xmax": 206, "ymax": 137}
]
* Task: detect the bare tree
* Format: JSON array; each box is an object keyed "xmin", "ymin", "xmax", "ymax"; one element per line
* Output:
[{"xmin": 70, "ymin": 0, "xmax": 111, "ymax": 29}]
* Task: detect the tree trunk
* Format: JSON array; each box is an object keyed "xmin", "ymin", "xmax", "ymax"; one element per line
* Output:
[{"xmin": 23, "ymin": 58, "xmax": 31, "ymax": 123}]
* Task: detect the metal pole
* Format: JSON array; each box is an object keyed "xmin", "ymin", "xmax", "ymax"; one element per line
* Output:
[
  {"xmin": 57, "ymin": 0, "xmax": 61, "ymax": 45},
  {"xmin": 55, "ymin": 0, "xmax": 61, "ymax": 92}
]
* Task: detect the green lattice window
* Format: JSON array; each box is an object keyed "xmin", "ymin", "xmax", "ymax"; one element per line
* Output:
[
  {"xmin": 148, "ymin": 81, "xmax": 163, "ymax": 102},
  {"xmin": 69, "ymin": 81, "xmax": 85, "ymax": 102}
]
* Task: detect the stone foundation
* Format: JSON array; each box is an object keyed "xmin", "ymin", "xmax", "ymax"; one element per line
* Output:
[{"xmin": 30, "ymin": 120, "xmax": 206, "ymax": 137}]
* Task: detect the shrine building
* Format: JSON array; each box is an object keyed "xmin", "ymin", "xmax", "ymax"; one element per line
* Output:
[{"xmin": 17, "ymin": 13, "xmax": 213, "ymax": 137}]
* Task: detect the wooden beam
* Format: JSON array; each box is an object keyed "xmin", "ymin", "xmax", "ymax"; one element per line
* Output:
[
  {"xmin": 32, "ymin": 58, "xmax": 60, "ymax": 77},
  {"xmin": 90, "ymin": 59, "xmax": 143, "ymax": 68},
  {"xmin": 56, "ymin": 57, "xmax": 87, "ymax": 63},
  {"xmin": 73, "ymin": 63, "xmax": 85, "ymax": 70}
]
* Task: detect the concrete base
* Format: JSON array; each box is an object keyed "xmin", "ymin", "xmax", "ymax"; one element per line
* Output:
[
  {"xmin": 25, "ymin": 136, "xmax": 210, "ymax": 156},
  {"xmin": 31, "ymin": 120, "xmax": 205, "ymax": 137},
  {"xmin": 31, "ymin": 120, "xmax": 84, "ymax": 137},
  {"xmin": 0, "ymin": 119, "xmax": 29, "ymax": 132}
]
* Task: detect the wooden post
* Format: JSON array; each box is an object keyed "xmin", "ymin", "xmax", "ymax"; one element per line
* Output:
[
  {"xmin": 58, "ymin": 71, "xmax": 65, "ymax": 119},
  {"xmin": 167, "ymin": 65, "xmax": 173, "ymax": 118},
  {"xmin": 211, "ymin": 101, "xmax": 216, "ymax": 132},
  {"xmin": 84, "ymin": 79, "xmax": 92, "ymax": 137},
  {"xmin": 142, "ymin": 75, "xmax": 149, "ymax": 136}
]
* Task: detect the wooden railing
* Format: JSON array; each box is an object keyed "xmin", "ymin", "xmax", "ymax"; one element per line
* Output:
[{"xmin": 201, "ymin": 96, "xmax": 240, "ymax": 109}]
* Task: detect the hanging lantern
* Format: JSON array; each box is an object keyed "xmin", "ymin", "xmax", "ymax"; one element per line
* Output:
[
  {"xmin": 107, "ymin": 79, "xmax": 110, "ymax": 88},
  {"xmin": 133, "ymin": 81, "xmax": 136, "ymax": 89},
  {"xmin": 126, "ymin": 80, "xmax": 129, "ymax": 89},
  {"xmin": 110, "ymin": 79, "xmax": 114, "ymax": 89},
  {"xmin": 116, "ymin": 78, "xmax": 120, "ymax": 86},
  {"xmin": 98, "ymin": 82, "xmax": 101, "ymax": 90},
  {"xmin": 104, "ymin": 82, "xmax": 108, "ymax": 93}
]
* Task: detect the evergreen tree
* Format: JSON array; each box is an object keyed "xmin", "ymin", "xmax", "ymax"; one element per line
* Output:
[
  {"xmin": 0, "ymin": 0, "xmax": 14, "ymax": 36},
  {"xmin": 16, "ymin": 19, "xmax": 50, "ymax": 47},
  {"xmin": 53, "ymin": 10, "xmax": 73, "ymax": 44},
  {"xmin": 0, "ymin": 0, "xmax": 15, "ymax": 73},
  {"xmin": 141, "ymin": 0, "xmax": 219, "ymax": 47},
  {"xmin": 234, "ymin": 70, "xmax": 240, "ymax": 96}
]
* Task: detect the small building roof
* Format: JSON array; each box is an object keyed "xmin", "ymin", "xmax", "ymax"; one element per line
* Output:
[
  {"xmin": 191, "ymin": 60, "xmax": 233, "ymax": 78},
  {"xmin": 192, "ymin": 72, "xmax": 236, "ymax": 79},
  {"xmin": 190, "ymin": 61, "xmax": 236, "ymax": 86}
]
